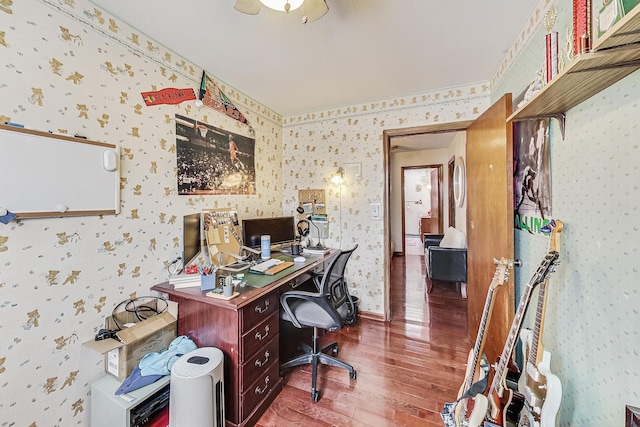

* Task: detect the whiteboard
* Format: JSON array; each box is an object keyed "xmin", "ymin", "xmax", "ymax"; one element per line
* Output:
[{"xmin": 0, "ymin": 124, "xmax": 120, "ymax": 218}]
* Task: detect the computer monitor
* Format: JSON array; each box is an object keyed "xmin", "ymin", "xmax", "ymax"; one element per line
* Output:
[
  {"xmin": 242, "ymin": 216, "xmax": 296, "ymax": 249},
  {"xmin": 183, "ymin": 213, "xmax": 202, "ymax": 266}
]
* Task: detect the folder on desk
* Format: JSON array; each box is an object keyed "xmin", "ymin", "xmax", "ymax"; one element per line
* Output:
[
  {"xmin": 250, "ymin": 261, "xmax": 294, "ymax": 275},
  {"xmin": 263, "ymin": 261, "xmax": 294, "ymax": 275}
]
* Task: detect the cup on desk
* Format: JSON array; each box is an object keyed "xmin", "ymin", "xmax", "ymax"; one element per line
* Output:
[
  {"xmin": 291, "ymin": 242, "xmax": 301, "ymax": 256},
  {"xmin": 261, "ymin": 235, "xmax": 271, "ymax": 259}
]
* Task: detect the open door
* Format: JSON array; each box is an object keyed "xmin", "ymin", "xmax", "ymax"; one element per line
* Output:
[{"xmin": 465, "ymin": 94, "xmax": 514, "ymax": 365}]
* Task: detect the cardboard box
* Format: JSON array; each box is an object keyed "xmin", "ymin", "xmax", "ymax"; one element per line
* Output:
[{"xmin": 85, "ymin": 309, "xmax": 177, "ymax": 381}]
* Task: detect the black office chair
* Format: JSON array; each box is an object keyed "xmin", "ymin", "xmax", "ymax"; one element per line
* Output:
[{"xmin": 279, "ymin": 245, "xmax": 358, "ymax": 402}]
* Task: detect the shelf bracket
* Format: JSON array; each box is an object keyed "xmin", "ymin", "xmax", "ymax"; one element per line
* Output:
[{"xmin": 511, "ymin": 113, "xmax": 566, "ymax": 140}]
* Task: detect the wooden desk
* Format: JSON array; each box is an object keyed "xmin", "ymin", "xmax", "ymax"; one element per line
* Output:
[{"xmin": 151, "ymin": 251, "xmax": 334, "ymax": 427}]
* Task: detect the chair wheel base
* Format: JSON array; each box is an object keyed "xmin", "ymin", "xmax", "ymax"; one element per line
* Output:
[
  {"xmin": 311, "ymin": 389, "xmax": 320, "ymax": 402},
  {"xmin": 350, "ymin": 369, "xmax": 357, "ymax": 380}
]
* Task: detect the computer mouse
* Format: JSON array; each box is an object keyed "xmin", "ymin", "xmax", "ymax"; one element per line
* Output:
[{"xmin": 293, "ymin": 256, "xmax": 306, "ymax": 263}]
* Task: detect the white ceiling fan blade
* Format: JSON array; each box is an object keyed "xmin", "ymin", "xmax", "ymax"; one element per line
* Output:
[
  {"xmin": 304, "ymin": 0, "xmax": 328, "ymax": 22},
  {"xmin": 234, "ymin": 0, "xmax": 262, "ymax": 15}
]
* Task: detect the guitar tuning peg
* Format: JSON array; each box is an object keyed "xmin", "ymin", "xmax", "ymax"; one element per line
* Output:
[{"xmin": 513, "ymin": 259, "xmax": 523, "ymax": 267}]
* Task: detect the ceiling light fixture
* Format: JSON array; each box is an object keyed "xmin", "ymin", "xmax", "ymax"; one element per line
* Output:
[
  {"xmin": 234, "ymin": 0, "xmax": 328, "ymax": 22},
  {"xmin": 260, "ymin": 0, "xmax": 303, "ymax": 12}
]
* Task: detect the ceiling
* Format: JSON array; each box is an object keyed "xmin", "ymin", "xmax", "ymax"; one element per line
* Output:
[{"xmin": 89, "ymin": 0, "xmax": 536, "ymax": 118}]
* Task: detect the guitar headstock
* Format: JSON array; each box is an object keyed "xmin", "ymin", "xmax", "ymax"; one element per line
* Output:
[
  {"xmin": 533, "ymin": 219, "xmax": 563, "ymax": 285},
  {"xmin": 490, "ymin": 257, "xmax": 513, "ymax": 290},
  {"xmin": 542, "ymin": 219, "xmax": 564, "ymax": 253}
]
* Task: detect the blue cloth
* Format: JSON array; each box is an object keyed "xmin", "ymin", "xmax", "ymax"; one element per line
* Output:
[
  {"xmin": 138, "ymin": 335, "xmax": 197, "ymax": 376},
  {"xmin": 114, "ymin": 366, "xmax": 163, "ymax": 395},
  {"xmin": 0, "ymin": 210, "xmax": 16, "ymax": 224}
]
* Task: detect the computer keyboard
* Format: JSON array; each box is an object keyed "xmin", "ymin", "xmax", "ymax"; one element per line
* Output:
[{"xmin": 250, "ymin": 258, "xmax": 283, "ymax": 273}]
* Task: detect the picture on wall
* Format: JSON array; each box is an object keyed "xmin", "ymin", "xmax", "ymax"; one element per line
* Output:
[
  {"xmin": 175, "ymin": 114, "xmax": 256, "ymax": 195},
  {"xmin": 514, "ymin": 118, "xmax": 552, "ymax": 234}
]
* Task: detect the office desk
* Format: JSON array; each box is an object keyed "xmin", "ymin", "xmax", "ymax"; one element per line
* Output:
[{"xmin": 151, "ymin": 251, "xmax": 334, "ymax": 427}]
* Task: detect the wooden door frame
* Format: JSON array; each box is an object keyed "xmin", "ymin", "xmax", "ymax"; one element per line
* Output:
[
  {"xmin": 448, "ymin": 156, "xmax": 456, "ymax": 229},
  {"xmin": 383, "ymin": 121, "xmax": 472, "ymax": 321},
  {"xmin": 400, "ymin": 165, "xmax": 443, "ymax": 255}
]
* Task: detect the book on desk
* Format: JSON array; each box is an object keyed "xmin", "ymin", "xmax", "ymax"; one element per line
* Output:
[
  {"xmin": 168, "ymin": 273, "xmax": 201, "ymax": 288},
  {"xmin": 249, "ymin": 259, "xmax": 294, "ymax": 275},
  {"xmin": 303, "ymin": 246, "xmax": 331, "ymax": 256}
]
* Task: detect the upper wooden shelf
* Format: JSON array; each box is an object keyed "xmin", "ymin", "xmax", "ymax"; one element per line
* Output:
[{"xmin": 508, "ymin": 6, "xmax": 640, "ymax": 122}]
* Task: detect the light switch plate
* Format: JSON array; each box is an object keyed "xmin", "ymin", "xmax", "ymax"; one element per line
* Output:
[{"xmin": 370, "ymin": 203, "xmax": 381, "ymax": 219}]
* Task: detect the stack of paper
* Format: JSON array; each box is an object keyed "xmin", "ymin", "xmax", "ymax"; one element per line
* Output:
[{"xmin": 169, "ymin": 273, "xmax": 201, "ymax": 288}]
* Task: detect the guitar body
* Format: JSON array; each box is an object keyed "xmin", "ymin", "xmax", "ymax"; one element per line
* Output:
[
  {"xmin": 463, "ymin": 393, "xmax": 488, "ymax": 427},
  {"xmin": 456, "ymin": 351, "xmax": 490, "ymax": 427},
  {"xmin": 487, "ymin": 383, "xmax": 525, "ymax": 427},
  {"xmin": 517, "ymin": 344, "xmax": 562, "ymax": 427}
]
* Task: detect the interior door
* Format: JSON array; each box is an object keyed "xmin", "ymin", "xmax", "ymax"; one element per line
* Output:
[
  {"xmin": 465, "ymin": 94, "xmax": 514, "ymax": 366},
  {"xmin": 429, "ymin": 168, "xmax": 441, "ymax": 233}
]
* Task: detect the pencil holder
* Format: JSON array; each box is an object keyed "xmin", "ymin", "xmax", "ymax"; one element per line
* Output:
[{"xmin": 200, "ymin": 274, "xmax": 216, "ymax": 291}]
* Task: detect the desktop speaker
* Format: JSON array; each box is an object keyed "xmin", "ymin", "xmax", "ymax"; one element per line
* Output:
[{"xmin": 169, "ymin": 347, "xmax": 225, "ymax": 427}]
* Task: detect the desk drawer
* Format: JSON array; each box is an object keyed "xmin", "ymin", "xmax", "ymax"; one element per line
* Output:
[
  {"xmin": 241, "ymin": 334, "xmax": 279, "ymax": 391},
  {"xmin": 241, "ymin": 292, "xmax": 279, "ymax": 333},
  {"xmin": 241, "ymin": 312, "xmax": 279, "ymax": 362},
  {"xmin": 240, "ymin": 359, "xmax": 279, "ymax": 420}
]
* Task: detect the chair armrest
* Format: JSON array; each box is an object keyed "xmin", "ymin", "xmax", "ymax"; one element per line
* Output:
[{"xmin": 424, "ymin": 234, "xmax": 444, "ymax": 250}]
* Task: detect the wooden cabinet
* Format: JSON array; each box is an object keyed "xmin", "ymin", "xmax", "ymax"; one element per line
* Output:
[{"xmin": 508, "ymin": 6, "xmax": 640, "ymax": 127}]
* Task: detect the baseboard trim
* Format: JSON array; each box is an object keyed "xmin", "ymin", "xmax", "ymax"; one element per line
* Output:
[{"xmin": 359, "ymin": 311, "xmax": 385, "ymax": 322}]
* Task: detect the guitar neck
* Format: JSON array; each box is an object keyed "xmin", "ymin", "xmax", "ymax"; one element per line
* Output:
[
  {"xmin": 489, "ymin": 251, "xmax": 558, "ymax": 395},
  {"xmin": 528, "ymin": 278, "xmax": 550, "ymax": 366},
  {"xmin": 465, "ymin": 286, "xmax": 495, "ymax": 389},
  {"xmin": 464, "ymin": 260, "xmax": 510, "ymax": 391}
]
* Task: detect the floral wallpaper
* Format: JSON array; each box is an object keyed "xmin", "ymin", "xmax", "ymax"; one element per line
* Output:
[
  {"xmin": 4, "ymin": 0, "xmax": 618, "ymax": 426},
  {"xmin": 0, "ymin": 0, "xmax": 283, "ymax": 425},
  {"xmin": 281, "ymin": 81, "xmax": 489, "ymax": 314},
  {"xmin": 0, "ymin": 0, "xmax": 492, "ymax": 425}
]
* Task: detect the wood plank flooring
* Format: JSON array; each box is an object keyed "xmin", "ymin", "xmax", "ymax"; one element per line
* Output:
[{"xmin": 257, "ymin": 254, "xmax": 469, "ymax": 426}]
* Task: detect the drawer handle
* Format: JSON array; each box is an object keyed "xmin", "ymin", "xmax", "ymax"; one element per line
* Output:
[
  {"xmin": 255, "ymin": 376, "xmax": 270, "ymax": 395},
  {"xmin": 254, "ymin": 351, "xmax": 270, "ymax": 367},
  {"xmin": 255, "ymin": 325, "xmax": 270, "ymax": 341},
  {"xmin": 254, "ymin": 299, "xmax": 270, "ymax": 314}
]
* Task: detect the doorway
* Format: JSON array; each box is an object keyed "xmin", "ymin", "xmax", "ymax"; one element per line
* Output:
[
  {"xmin": 401, "ymin": 165, "xmax": 442, "ymax": 256},
  {"xmin": 384, "ymin": 124, "xmax": 471, "ymax": 322}
]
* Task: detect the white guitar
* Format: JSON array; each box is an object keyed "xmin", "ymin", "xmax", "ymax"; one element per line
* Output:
[
  {"xmin": 440, "ymin": 258, "xmax": 513, "ymax": 427},
  {"xmin": 517, "ymin": 223, "xmax": 563, "ymax": 427}
]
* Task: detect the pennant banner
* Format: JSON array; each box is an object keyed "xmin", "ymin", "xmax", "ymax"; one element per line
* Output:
[
  {"xmin": 141, "ymin": 88, "xmax": 196, "ymax": 106},
  {"xmin": 198, "ymin": 72, "xmax": 248, "ymax": 125}
]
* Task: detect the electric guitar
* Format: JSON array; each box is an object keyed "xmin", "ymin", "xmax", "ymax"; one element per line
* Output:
[
  {"xmin": 441, "ymin": 258, "xmax": 514, "ymax": 427},
  {"xmin": 517, "ymin": 229, "xmax": 563, "ymax": 427},
  {"xmin": 484, "ymin": 220, "xmax": 563, "ymax": 427}
]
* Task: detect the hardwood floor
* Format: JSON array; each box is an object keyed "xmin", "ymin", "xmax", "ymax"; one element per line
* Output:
[{"xmin": 256, "ymin": 254, "xmax": 469, "ymax": 426}]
